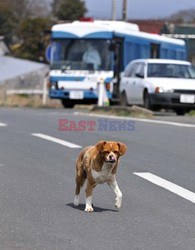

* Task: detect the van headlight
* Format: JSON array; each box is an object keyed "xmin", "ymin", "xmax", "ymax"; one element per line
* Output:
[{"xmin": 155, "ymin": 87, "xmax": 174, "ymax": 93}]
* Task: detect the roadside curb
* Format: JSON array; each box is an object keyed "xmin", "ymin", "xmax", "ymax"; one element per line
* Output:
[
  {"xmin": 90, "ymin": 105, "xmax": 154, "ymax": 118},
  {"xmin": 74, "ymin": 111, "xmax": 195, "ymax": 128}
]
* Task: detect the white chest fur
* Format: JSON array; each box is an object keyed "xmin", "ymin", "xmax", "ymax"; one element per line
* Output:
[{"xmin": 91, "ymin": 163, "xmax": 115, "ymax": 184}]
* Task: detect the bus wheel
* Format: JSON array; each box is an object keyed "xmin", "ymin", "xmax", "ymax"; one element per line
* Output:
[
  {"xmin": 120, "ymin": 92, "xmax": 128, "ymax": 106},
  {"xmin": 61, "ymin": 99, "xmax": 75, "ymax": 108}
]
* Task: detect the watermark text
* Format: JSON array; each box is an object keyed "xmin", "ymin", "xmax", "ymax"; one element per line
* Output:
[{"xmin": 58, "ymin": 119, "xmax": 135, "ymax": 131}]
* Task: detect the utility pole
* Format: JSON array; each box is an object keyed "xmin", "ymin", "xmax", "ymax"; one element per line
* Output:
[
  {"xmin": 112, "ymin": 0, "xmax": 116, "ymax": 20},
  {"xmin": 122, "ymin": 0, "xmax": 127, "ymax": 21}
]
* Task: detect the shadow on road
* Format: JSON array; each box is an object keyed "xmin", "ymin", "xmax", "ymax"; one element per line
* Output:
[
  {"xmin": 66, "ymin": 203, "xmax": 118, "ymax": 213},
  {"xmin": 153, "ymin": 110, "xmax": 176, "ymax": 116}
]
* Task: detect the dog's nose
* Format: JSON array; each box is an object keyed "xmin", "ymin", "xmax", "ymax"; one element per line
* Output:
[{"xmin": 109, "ymin": 155, "xmax": 116, "ymax": 162}]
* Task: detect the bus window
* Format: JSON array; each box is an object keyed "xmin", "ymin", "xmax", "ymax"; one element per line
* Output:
[{"xmin": 50, "ymin": 39, "xmax": 112, "ymax": 71}]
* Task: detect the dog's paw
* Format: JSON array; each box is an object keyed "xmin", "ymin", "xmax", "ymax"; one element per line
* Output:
[
  {"xmin": 85, "ymin": 205, "xmax": 94, "ymax": 212},
  {"xmin": 115, "ymin": 197, "xmax": 122, "ymax": 209},
  {"xmin": 74, "ymin": 196, "xmax": 80, "ymax": 206}
]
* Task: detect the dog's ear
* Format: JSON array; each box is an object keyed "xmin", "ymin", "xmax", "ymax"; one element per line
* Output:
[
  {"xmin": 117, "ymin": 142, "xmax": 127, "ymax": 156},
  {"xmin": 96, "ymin": 140, "xmax": 106, "ymax": 152}
]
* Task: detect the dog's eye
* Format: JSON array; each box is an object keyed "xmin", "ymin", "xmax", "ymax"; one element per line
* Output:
[
  {"xmin": 103, "ymin": 151, "xmax": 109, "ymax": 154},
  {"xmin": 113, "ymin": 151, "xmax": 118, "ymax": 154}
]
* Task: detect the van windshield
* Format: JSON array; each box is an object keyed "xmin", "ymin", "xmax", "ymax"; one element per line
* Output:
[
  {"xmin": 50, "ymin": 39, "xmax": 112, "ymax": 71},
  {"xmin": 147, "ymin": 63, "xmax": 195, "ymax": 79}
]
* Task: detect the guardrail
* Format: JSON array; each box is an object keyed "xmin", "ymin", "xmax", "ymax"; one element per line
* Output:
[
  {"xmin": 6, "ymin": 89, "xmax": 44, "ymax": 95},
  {"xmin": 4, "ymin": 73, "xmax": 49, "ymax": 105},
  {"xmin": 6, "ymin": 87, "xmax": 48, "ymax": 105}
]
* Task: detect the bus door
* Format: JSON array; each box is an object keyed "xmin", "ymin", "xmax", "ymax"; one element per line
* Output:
[
  {"xmin": 111, "ymin": 38, "xmax": 124, "ymax": 100},
  {"xmin": 150, "ymin": 43, "xmax": 160, "ymax": 58}
]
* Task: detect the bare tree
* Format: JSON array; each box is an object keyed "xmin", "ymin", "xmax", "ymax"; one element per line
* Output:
[
  {"xmin": 27, "ymin": 0, "xmax": 51, "ymax": 18},
  {"xmin": 0, "ymin": 0, "xmax": 51, "ymax": 19}
]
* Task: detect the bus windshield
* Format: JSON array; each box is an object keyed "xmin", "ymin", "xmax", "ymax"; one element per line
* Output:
[
  {"xmin": 50, "ymin": 39, "xmax": 113, "ymax": 71},
  {"xmin": 147, "ymin": 63, "xmax": 195, "ymax": 79}
]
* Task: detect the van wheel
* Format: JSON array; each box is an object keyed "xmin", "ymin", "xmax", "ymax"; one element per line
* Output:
[
  {"xmin": 61, "ymin": 99, "xmax": 75, "ymax": 108},
  {"xmin": 175, "ymin": 109, "xmax": 186, "ymax": 116},
  {"xmin": 143, "ymin": 91, "xmax": 152, "ymax": 110},
  {"xmin": 120, "ymin": 92, "xmax": 128, "ymax": 106}
]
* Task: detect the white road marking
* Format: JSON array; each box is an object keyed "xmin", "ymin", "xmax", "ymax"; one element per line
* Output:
[
  {"xmin": 32, "ymin": 133, "xmax": 82, "ymax": 148},
  {"xmin": 0, "ymin": 123, "xmax": 7, "ymax": 127},
  {"xmin": 134, "ymin": 172, "xmax": 195, "ymax": 204},
  {"xmin": 74, "ymin": 112, "xmax": 195, "ymax": 128}
]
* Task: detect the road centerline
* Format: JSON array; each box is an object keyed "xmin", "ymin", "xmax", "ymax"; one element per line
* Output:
[
  {"xmin": 31, "ymin": 133, "xmax": 82, "ymax": 148},
  {"xmin": 134, "ymin": 172, "xmax": 195, "ymax": 204}
]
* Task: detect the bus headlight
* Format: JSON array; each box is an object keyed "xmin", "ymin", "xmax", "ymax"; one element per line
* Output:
[{"xmin": 106, "ymin": 83, "xmax": 111, "ymax": 91}]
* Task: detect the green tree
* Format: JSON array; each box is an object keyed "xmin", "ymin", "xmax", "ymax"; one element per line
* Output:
[
  {"xmin": 13, "ymin": 17, "xmax": 52, "ymax": 62},
  {"xmin": 0, "ymin": 3, "xmax": 17, "ymax": 45},
  {"xmin": 52, "ymin": 0, "xmax": 87, "ymax": 21}
]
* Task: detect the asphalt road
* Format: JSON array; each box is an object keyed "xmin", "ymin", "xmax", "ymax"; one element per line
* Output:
[{"xmin": 0, "ymin": 107, "xmax": 195, "ymax": 250}]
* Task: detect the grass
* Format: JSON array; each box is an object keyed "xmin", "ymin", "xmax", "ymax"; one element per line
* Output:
[
  {"xmin": 188, "ymin": 110, "xmax": 195, "ymax": 116},
  {"xmin": 0, "ymin": 94, "xmax": 62, "ymax": 108},
  {"xmin": 91, "ymin": 106, "xmax": 153, "ymax": 118}
]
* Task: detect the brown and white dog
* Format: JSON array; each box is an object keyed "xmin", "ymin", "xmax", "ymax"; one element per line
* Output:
[{"xmin": 74, "ymin": 140, "xmax": 127, "ymax": 212}]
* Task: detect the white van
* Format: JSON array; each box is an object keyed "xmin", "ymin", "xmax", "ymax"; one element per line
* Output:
[{"xmin": 120, "ymin": 59, "xmax": 195, "ymax": 115}]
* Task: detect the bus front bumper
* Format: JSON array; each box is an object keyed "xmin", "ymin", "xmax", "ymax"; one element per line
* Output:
[{"xmin": 49, "ymin": 89, "xmax": 112, "ymax": 102}]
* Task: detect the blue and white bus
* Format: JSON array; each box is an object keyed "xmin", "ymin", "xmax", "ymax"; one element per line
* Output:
[{"xmin": 48, "ymin": 19, "xmax": 187, "ymax": 107}]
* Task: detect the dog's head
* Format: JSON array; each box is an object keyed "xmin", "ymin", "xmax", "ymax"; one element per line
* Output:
[{"xmin": 96, "ymin": 140, "xmax": 127, "ymax": 165}]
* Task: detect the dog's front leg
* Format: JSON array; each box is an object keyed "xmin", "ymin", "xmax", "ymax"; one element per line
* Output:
[
  {"xmin": 85, "ymin": 181, "xmax": 94, "ymax": 212},
  {"xmin": 108, "ymin": 178, "xmax": 122, "ymax": 209}
]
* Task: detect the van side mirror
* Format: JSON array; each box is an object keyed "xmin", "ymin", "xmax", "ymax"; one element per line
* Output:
[
  {"xmin": 135, "ymin": 73, "xmax": 144, "ymax": 78},
  {"xmin": 120, "ymin": 72, "xmax": 124, "ymax": 78}
]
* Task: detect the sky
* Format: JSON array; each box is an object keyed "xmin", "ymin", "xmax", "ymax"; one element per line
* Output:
[{"xmin": 83, "ymin": 0, "xmax": 195, "ymax": 19}]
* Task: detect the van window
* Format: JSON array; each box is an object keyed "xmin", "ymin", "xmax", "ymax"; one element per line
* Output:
[
  {"xmin": 136, "ymin": 63, "xmax": 145, "ymax": 77},
  {"xmin": 147, "ymin": 63, "xmax": 195, "ymax": 78},
  {"xmin": 124, "ymin": 63, "xmax": 132, "ymax": 77}
]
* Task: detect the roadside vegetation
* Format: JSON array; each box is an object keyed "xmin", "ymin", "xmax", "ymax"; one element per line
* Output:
[
  {"xmin": 188, "ymin": 110, "xmax": 195, "ymax": 116},
  {"xmin": 0, "ymin": 94, "xmax": 62, "ymax": 108},
  {"xmin": 90, "ymin": 105, "xmax": 154, "ymax": 118}
]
